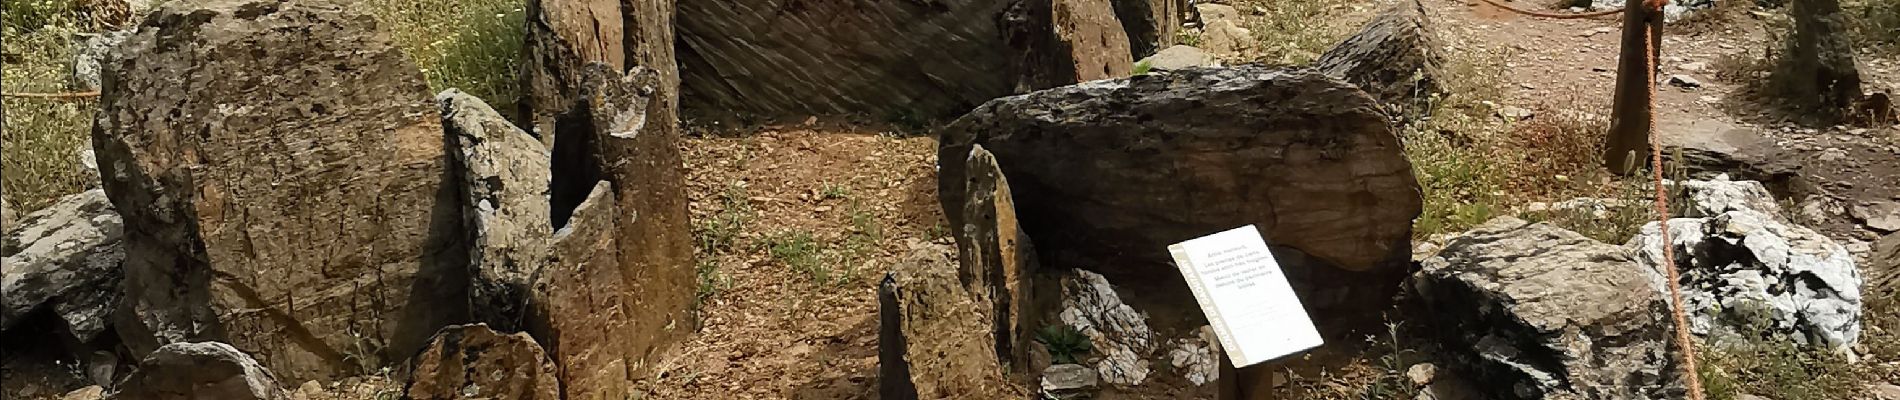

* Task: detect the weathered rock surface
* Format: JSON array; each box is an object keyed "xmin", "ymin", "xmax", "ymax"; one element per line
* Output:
[
  {"xmin": 1630, "ymin": 209, "xmax": 1863, "ymax": 349},
  {"xmin": 952, "ymin": 145, "xmax": 1041, "ymax": 372},
  {"xmin": 546, "ymin": 65, "xmax": 696, "ymax": 362},
  {"xmin": 1003, "ymin": 0, "xmax": 1134, "ymax": 92},
  {"xmin": 1198, "ymin": 19, "xmax": 1252, "ymax": 56},
  {"xmin": 441, "ymin": 90, "xmax": 552, "ymax": 332},
  {"xmin": 1411, "ymin": 217, "xmax": 1676, "ymax": 400},
  {"xmin": 117, "ymin": 342, "xmax": 289, "ymax": 400},
  {"xmin": 1138, "ymin": 45, "xmax": 1218, "ymax": 70},
  {"xmin": 879, "ymin": 242, "xmax": 1021, "ymax": 399},
  {"xmin": 530, "ymin": 182, "xmax": 638, "ymax": 399},
  {"xmin": 1112, "ymin": 0, "xmax": 1186, "ymax": 58},
  {"xmin": 1659, "ymin": 120, "xmax": 1810, "ymax": 199},
  {"xmin": 1040, "ymin": 363, "xmax": 1098, "ymax": 395},
  {"xmin": 938, "ymin": 66, "xmax": 1420, "ymax": 321},
  {"xmin": 1165, "ymin": 326, "xmax": 1219, "ymax": 386},
  {"xmin": 1059, "ymin": 270, "xmax": 1155, "ymax": 387},
  {"xmin": 406, "ymin": 324, "xmax": 560, "ymax": 400},
  {"xmin": 1313, "ymin": 0, "xmax": 1445, "ymax": 118},
  {"xmin": 677, "ymin": 0, "xmax": 1013, "ymax": 119},
  {"xmin": 95, "ymin": 0, "xmax": 466, "ymax": 381},
  {"xmin": 1, "ymin": 190, "xmax": 123, "ymax": 343},
  {"xmin": 72, "ymin": 31, "xmax": 130, "ymax": 92},
  {"xmin": 1678, "ymin": 175, "xmax": 1783, "ymax": 220},
  {"xmin": 521, "ymin": 0, "xmax": 679, "ymax": 138}
]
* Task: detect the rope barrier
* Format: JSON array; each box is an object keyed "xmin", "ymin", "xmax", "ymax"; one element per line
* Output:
[
  {"xmin": 1485, "ymin": 0, "xmax": 1707, "ymax": 398},
  {"xmin": 1473, "ymin": 0, "xmax": 1626, "ymax": 19},
  {"xmin": 2, "ymin": 91, "xmax": 102, "ymax": 99},
  {"xmin": 1636, "ymin": 0, "xmax": 1707, "ymax": 397}
]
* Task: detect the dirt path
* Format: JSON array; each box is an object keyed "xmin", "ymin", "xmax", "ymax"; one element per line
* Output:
[{"xmin": 633, "ymin": 128, "xmax": 944, "ymax": 399}]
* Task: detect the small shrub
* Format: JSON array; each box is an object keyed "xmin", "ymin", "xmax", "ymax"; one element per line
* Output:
[{"xmin": 1035, "ymin": 324, "xmax": 1093, "ymax": 364}]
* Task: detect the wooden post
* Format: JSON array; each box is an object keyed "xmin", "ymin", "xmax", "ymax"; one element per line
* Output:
[
  {"xmin": 1603, "ymin": 2, "xmax": 1663, "ymax": 175},
  {"xmin": 1218, "ymin": 353, "xmax": 1280, "ymax": 400}
]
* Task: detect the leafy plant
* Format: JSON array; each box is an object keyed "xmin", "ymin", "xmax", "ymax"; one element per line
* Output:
[
  {"xmin": 1132, "ymin": 59, "xmax": 1155, "ymax": 76},
  {"xmin": 1036, "ymin": 324, "xmax": 1093, "ymax": 365}
]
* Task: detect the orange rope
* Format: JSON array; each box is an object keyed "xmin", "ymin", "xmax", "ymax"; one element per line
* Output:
[
  {"xmin": 1491, "ymin": 0, "xmax": 1705, "ymax": 397},
  {"xmin": 1635, "ymin": 0, "xmax": 1706, "ymax": 398},
  {"xmin": 2, "ymin": 91, "xmax": 102, "ymax": 99},
  {"xmin": 1473, "ymin": 0, "xmax": 1626, "ymax": 19}
]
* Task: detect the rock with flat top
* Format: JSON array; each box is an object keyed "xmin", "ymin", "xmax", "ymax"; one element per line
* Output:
[
  {"xmin": 2, "ymin": 190, "xmax": 122, "ymax": 343},
  {"xmin": 1138, "ymin": 45, "xmax": 1218, "ymax": 70},
  {"xmin": 117, "ymin": 342, "xmax": 288, "ymax": 400},
  {"xmin": 939, "ymin": 66, "xmax": 1420, "ymax": 323},
  {"xmin": 1412, "ymin": 217, "xmax": 1676, "ymax": 399}
]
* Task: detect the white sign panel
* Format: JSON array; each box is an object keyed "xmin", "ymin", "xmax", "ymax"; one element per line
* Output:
[{"xmin": 1167, "ymin": 225, "xmax": 1323, "ymax": 368}]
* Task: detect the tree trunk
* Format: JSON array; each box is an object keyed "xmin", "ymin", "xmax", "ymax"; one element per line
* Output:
[
  {"xmin": 1772, "ymin": 0, "xmax": 1863, "ymax": 122},
  {"xmin": 1604, "ymin": 3, "xmax": 1663, "ymax": 175}
]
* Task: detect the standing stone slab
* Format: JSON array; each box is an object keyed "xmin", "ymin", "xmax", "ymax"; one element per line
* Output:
[
  {"xmin": 938, "ymin": 66, "xmax": 1420, "ymax": 321},
  {"xmin": 521, "ymin": 0, "xmax": 678, "ymax": 140},
  {"xmin": 530, "ymin": 182, "xmax": 636, "ymax": 399},
  {"xmin": 582, "ymin": 64, "xmax": 695, "ymax": 347},
  {"xmin": 1411, "ymin": 217, "xmax": 1676, "ymax": 400},
  {"xmin": 1112, "ymin": 0, "xmax": 1186, "ymax": 58},
  {"xmin": 406, "ymin": 324, "xmax": 561, "ymax": 400},
  {"xmin": 952, "ymin": 146, "xmax": 1041, "ymax": 373},
  {"xmin": 440, "ymin": 90, "xmax": 552, "ymax": 332},
  {"xmin": 1, "ymin": 189, "xmax": 123, "ymax": 343},
  {"xmin": 94, "ymin": 0, "xmax": 466, "ymax": 382},
  {"xmin": 879, "ymin": 242, "xmax": 1022, "ymax": 399},
  {"xmin": 521, "ymin": 0, "xmax": 625, "ymax": 135},
  {"xmin": 677, "ymin": 0, "xmax": 1014, "ymax": 119},
  {"xmin": 1003, "ymin": 0, "xmax": 1135, "ymax": 92}
]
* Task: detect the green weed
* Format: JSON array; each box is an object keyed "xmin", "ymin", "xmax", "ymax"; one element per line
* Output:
[
  {"xmin": 764, "ymin": 230, "xmax": 829, "ymax": 284},
  {"xmin": 1035, "ymin": 324, "xmax": 1093, "ymax": 364}
]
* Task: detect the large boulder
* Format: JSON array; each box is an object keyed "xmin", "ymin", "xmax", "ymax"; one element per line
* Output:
[
  {"xmin": 405, "ymin": 324, "xmax": 560, "ymax": 400},
  {"xmin": 545, "ymin": 64, "xmax": 696, "ymax": 360},
  {"xmin": 1111, "ymin": 0, "xmax": 1186, "ymax": 58},
  {"xmin": 1001, "ymin": 0, "xmax": 1134, "ymax": 92},
  {"xmin": 938, "ymin": 66, "xmax": 1421, "ymax": 321},
  {"xmin": 116, "ymin": 342, "xmax": 289, "ymax": 400},
  {"xmin": 1629, "ymin": 210, "xmax": 1863, "ymax": 350},
  {"xmin": 94, "ymin": 0, "xmax": 466, "ymax": 382},
  {"xmin": 951, "ymin": 146, "xmax": 1042, "ymax": 373},
  {"xmin": 440, "ymin": 90, "xmax": 552, "ymax": 332},
  {"xmin": 1312, "ymin": 0, "xmax": 1445, "ymax": 119},
  {"xmin": 520, "ymin": 0, "xmax": 678, "ymax": 138},
  {"xmin": 677, "ymin": 0, "xmax": 1014, "ymax": 120},
  {"xmin": 1411, "ymin": 217, "xmax": 1677, "ymax": 400},
  {"xmin": 529, "ymin": 182, "xmax": 639, "ymax": 399},
  {"xmin": 879, "ymin": 242, "xmax": 1023, "ymax": 399},
  {"xmin": 1, "ymin": 190, "xmax": 123, "ymax": 343}
]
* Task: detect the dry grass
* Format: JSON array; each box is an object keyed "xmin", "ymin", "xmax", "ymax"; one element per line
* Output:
[
  {"xmin": 359, "ymin": 0, "xmax": 525, "ymax": 117},
  {"xmin": 1230, "ymin": 0, "xmax": 1360, "ymax": 66},
  {"xmin": 2, "ymin": 0, "xmax": 100, "ymax": 212}
]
